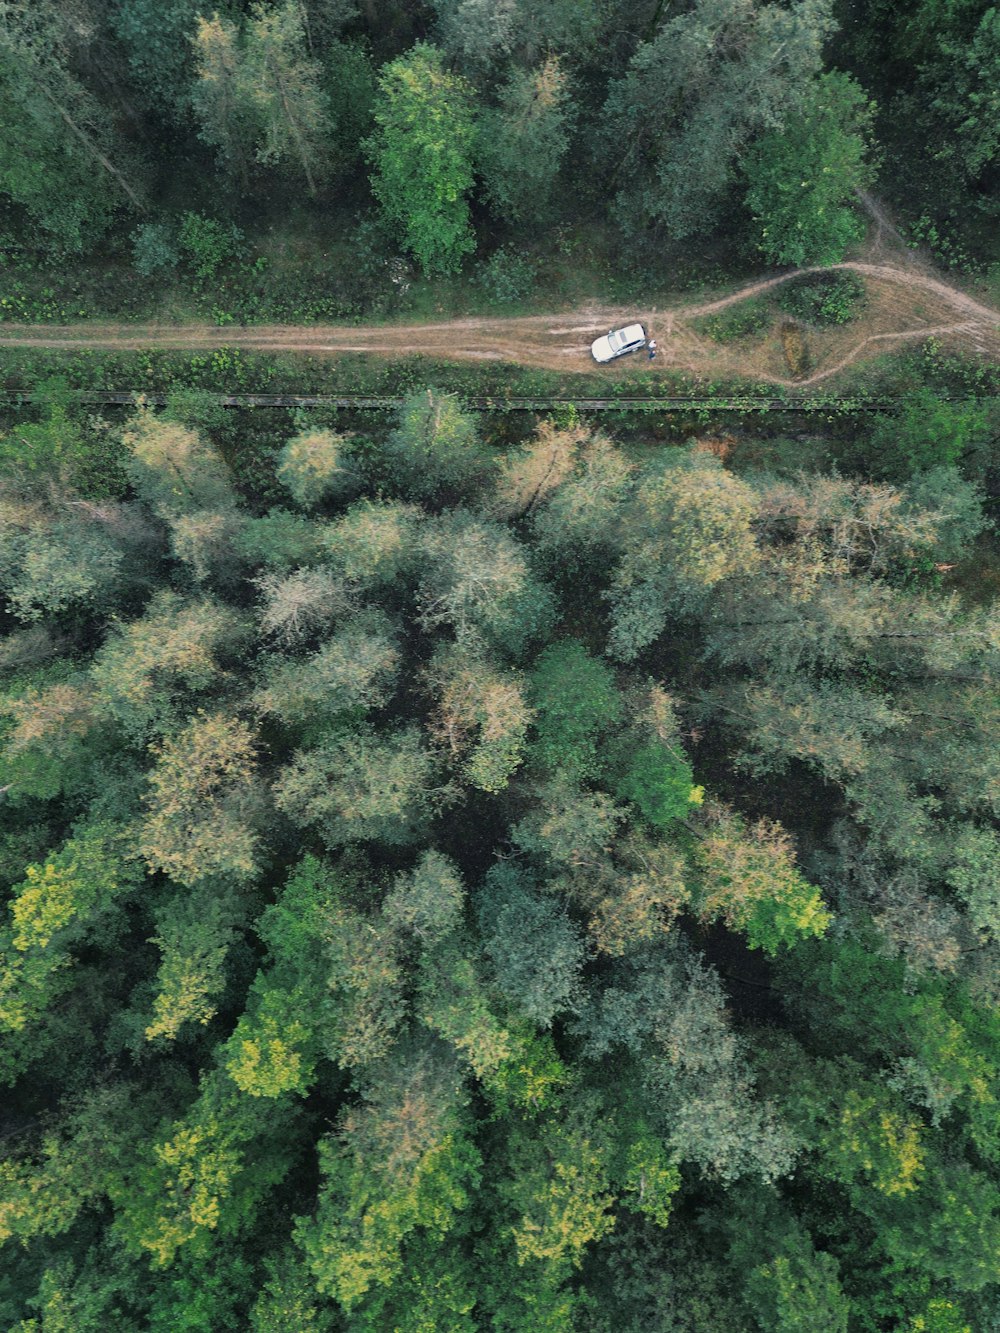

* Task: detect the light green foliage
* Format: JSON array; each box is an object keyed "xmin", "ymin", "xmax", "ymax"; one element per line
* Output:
[
  {"xmin": 90, "ymin": 591, "xmax": 249, "ymax": 739},
  {"xmin": 192, "ymin": 3, "xmax": 334, "ymax": 191},
  {"xmin": 7, "ymin": 823, "xmax": 139, "ymax": 955},
  {"xmin": 296, "ymin": 1046, "xmax": 481, "ymax": 1308},
  {"xmin": 527, "ymin": 641, "xmax": 622, "ymax": 781},
  {"xmin": 225, "ymin": 983, "xmax": 315, "ymax": 1098},
  {"xmin": 190, "ymin": 12, "xmax": 258, "ymax": 181},
  {"xmin": 694, "ymin": 804, "xmax": 832, "ymax": 953},
  {"xmin": 745, "ymin": 71, "xmax": 876, "ymax": 265},
  {"xmin": 249, "ymin": 1246, "xmax": 335, "ymax": 1332},
  {"xmin": 425, "ymin": 643, "xmax": 532, "ymax": 792},
  {"xmin": 140, "ymin": 712, "xmax": 262, "ymax": 886},
  {"xmin": 530, "ymin": 436, "xmax": 635, "ymax": 567},
  {"xmin": 145, "ymin": 885, "xmax": 242, "ymax": 1042},
  {"xmin": 120, "ymin": 1071, "xmax": 297, "ymax": 1269},
  {"xmin": 477, "ymin": 864, "xmax": 584, "ymax": 1028},
  {"xmin": 366, "ymin": 44, "xmax": 477, "ymax": 276},
  {"xmin": 743, "ymin": 1230, "xmax": 850, "ymax": 1332},
  {"xmin": 608, "ymin": 448, "xmax": 759, "ymax": 660},
  {"xmin": 0, "ymin": 1086, "xmax": 146, "ymax": 1250},
  {"xmin": 0, "ymin": 674, "xmax": 99, "ymax": 800},
  {"xmin": 221, "ymin": 855, "xmax": 333, "ymax": 1093},
  {"xmin": 277, "ymin": 427, "xmax": 359, "ymax": 508},
  {"xmin": 253, "ymin": 612, "xmax": 399, "ymax": 725},
  {"xmin": 417, "ymin": 511, "xmax": 556, "ymax": 656},
  {"xmin": 418, "ymin": 936, "xmax": 514, "ymax": 1081},
  {"xmin": 349, "ymin": 1232, "xmax": 476, "ymax": 1333},
  {"xmin": 618, "ymin": 1131, "xmax": 681, "ymax": 1229},
  {"xmin": 499, "ymin": 1110, "xmax": 616, "ymax": 1269},
  {"xmin": 946, "ymin": 825, "xmax": 1000, "ymax": 937},
  {"xmin": 383, "ymin": 849, "xmax": 465, "ymax": 945},
  {"xmin": 124, "ymin": 404, "xmax": 237, "ymax": 515},
  {"xmin": 0, "ymin": 824, "xmax": 141, "ymax": 1042},
  {"xmin": 242, "ymin": 1, "xmax": 331, "ymax": 193},
  {"xmin": 382, "ymin": 390, "xmax": 491, "ymax": 503},
  {"xmin": 274, "ymin": 723, "xmax": 445, "ymax": 847},
  {"xmin": 319, "ymin": 498, "xmax": 424, "ymax": 590}
]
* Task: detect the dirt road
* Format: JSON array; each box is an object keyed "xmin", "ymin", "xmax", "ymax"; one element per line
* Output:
[{"xmin": 1, "ymin": 250, "xmax": 999, "ymax": 389}]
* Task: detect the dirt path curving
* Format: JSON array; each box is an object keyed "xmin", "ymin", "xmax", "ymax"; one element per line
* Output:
[{"xmin": 2, "ymin": 212, "xmax": 999, "ymax": 388}]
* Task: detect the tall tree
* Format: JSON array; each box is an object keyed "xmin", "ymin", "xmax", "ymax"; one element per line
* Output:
[
  {"xmin": 602, "ymin": 0, "xmax": 834, "ymax": 237},
  {"xmin": 366, "ymin": 43, "xmax": 477, "ymax": 276}
]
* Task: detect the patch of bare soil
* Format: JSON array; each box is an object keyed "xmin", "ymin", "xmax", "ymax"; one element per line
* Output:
[{"xmin": 1, "ymin": 205, "xmax": 998, "ymax": 388}]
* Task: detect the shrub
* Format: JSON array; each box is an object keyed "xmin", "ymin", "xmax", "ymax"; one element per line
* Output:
[
  {"xmin": 130, "ymin": 222, "xmax": 179, "ymax": 278},
  {"xmin": 776, "ymin": 272, "xmax": 867, "ymax": 327},
  {"xmin": 475, "ymin": 248, "xmax": 538, "ymax": 305},
  {"xmin": 696, "ymin": 299, "xmax": 772, "ymax": 343},
  {"xmin": 178, "ymin": 213, "xmax": 245, "ymax": 282}
]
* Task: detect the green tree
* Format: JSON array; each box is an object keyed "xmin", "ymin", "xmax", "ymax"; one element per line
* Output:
[
  {"xmin": 295, "ymin": 1043, "xmax": 481, "ymax": 1309},
  {"xmin": 382, "ymin": 390, "xmax": 492, "ymax": 504},
  {"xmin": 366, "ymin": 43, "xmax": 477, "ymax": 276},
  {"xmin": 527, "ymin": 641, "xmax": 622, "ymax": 781},
  {"xmin": 478, "ymin": 58, "xmax": 574, "ymax": 224},
  {"xmin": 693, "ymin": 803, "xmax": 832, "ymax": 953},
  {"xmin": 273, "ymin": 724, "xmax": 447, "ymax": 847},
  {"xmin": 745, "ymin": 71, "xmax": 877, "ymax": 265},
  {"xmin": 0, "ymin": 5, "xmax": 144, "ymax": 250},
  {"xmin": 603, "ymin": 0, "xmax": 833, "ymax": 238},
  {"xmin": 139, "ymin": 712, "xmax": 263, "ymax": 886},
  {"xmin": 243, "ymin": 1, "xmax": 331, "ymax": 194}
]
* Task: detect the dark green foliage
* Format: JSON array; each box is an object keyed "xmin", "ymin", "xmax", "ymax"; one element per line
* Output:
[
  {"xmin": 178, "ymin": 214, "xmax": 246, "ymax": 283},
  {"xmin": 527, "ymin": 641, "xmax": 623, "ymax": 781},
  {"xmin": 612, "ymin": 741, "xmax": 697, "ymax": 829},
  {"xmin": 131, "ymin": 222, "xmax": 180, "ymax": 278},
  {"xmin": 474, "ymin": 248, "xmax": 538, "ymax": 306},
  {"xmin": 776, "ymin": 271, "xmax": 868, "ymax": 326},
  {"xmin": 866, "ymin": 387, "xmax": 991, "ymax": 479}
]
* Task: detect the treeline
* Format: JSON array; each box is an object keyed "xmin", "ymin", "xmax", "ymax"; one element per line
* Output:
[
  {"xmin": 0, "ymin": 392, "xmax": 996, "ymax": 1329},
  {"xmin": 0, "ymin": 0, "xmax": 907, "ymax": 278}
]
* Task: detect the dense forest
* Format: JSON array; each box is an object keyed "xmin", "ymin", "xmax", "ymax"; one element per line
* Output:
[
  {"xmin": 2, "ymin": 1, "xmax": 1000, "ymax": 1331},
  {"xmin": 0, "ymin": 386, "xmax": 994, "ymax": 1330},
  {"xmin": 2, "ymin": 0, "xmax": 1000, "ymax": 315}
]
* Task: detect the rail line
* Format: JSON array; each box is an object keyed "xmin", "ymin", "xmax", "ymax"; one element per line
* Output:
[{"xmin": 0, "ymin": 389, "xmax": 975, "ymax": 412}]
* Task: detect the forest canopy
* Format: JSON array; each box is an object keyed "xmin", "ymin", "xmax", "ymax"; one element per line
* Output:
[
  {"xmin": 4, "ymin": 0, "xmax": 994, "ymax": 298},
  {"xmin": 0, "ymin": 389, "xmax": 996, "ymax": 1330}
]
